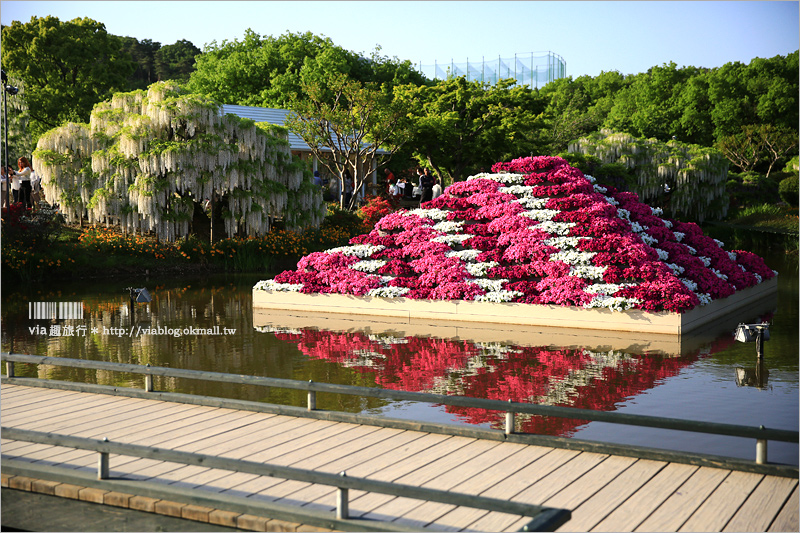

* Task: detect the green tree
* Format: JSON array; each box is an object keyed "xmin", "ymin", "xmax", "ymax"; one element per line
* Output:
[
  {"xmin": 285, "ymin": 58, "xmax": 411, "ymax": 210},
  {"xmin": 119, "ymin": 36, "xmax": 160, "ymax": 90},
  {"xmin": 155, "ymin": 39, "xmax": 201, "ymax": 82},
  {"xmin": 1, "ymin": 16, "xmax": 134, "ymax": 139},
  {"xmin": 395, "ymin": 77, "xmax": 544, "ymax": 183}
]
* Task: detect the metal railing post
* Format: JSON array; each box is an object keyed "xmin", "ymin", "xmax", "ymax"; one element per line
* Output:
[
  {"xmin": 6, "ymin": 361, "xmax": 14, "ymax": 378},
  {"xmin": 307, "ymin": 380, "xmax": 316, "ymax": 411},
  {"xmin": 336, "ymin": 471, "xmax": 349, "ymax": 519},
  {"xmin": 505, "ymin": 400, "xmax": 515, "ymax": 435},
  {"xmin": 98, "ymin": 437, "xmax": 109, "ymax": 479},
  {"xmin": 144, "ymin": 364, "xmax": 153, "ymax": 392}
]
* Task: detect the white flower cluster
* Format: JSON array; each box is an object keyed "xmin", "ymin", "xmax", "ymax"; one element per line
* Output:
[
  {"xmin": 515, "ymin": 196, "xmax": 550, "ymax": 209},
  {"xmin": 468, "ymin": 278, "xmax": 508, "ymax": 291},
  {"xmin": 727, "ymin": 251, "xmax": 737, "ymax": 261},
  {"xmin": 544, "ymin": 236, "xmax": 588, "ymax": 248},
  {"xmin": 696, "ymin": 292, "xmax": 712, "ymax": 306},
  {"xmin": 536, "ymin": 221, "xmax": 576, "ymax": 235},
  {"xmin": 656, "ymin": 248, "xmax": 670, "ymax": 261},
  {"xmin": 432, "ymin": 234, "xmax": 472, "ymax": 245},
  {"xmin": 673, "ymin": 231, "xmax": 685, "ymax": 242},
  {"xmin": 651, "ymin": 206, "xmax": 664, "ymax": 216},
  {"xmin": 349, "ymin": 260, "xmax": 387, "ymax": 273},
  {"xmin": 713, "ymin": 238, "xmax": 725, "ymax": 248},
  {"xmin": 474, "ymin": 290, "xmax": 523, "ymax": 303},
  {"xmin": 593, "ymin": 184, "xmax": 607, "ymax": 194},
  {"xmin": 639, "ymin": 233, "xmax": 658, "ymax": 246},
  {"xmin": 407, "ymin": 208, "xmax": 450, "ymax": 220},
  {"xmin": 583, "ymin": 295, "xmax": 642, "ymax": 312},
  {"xmin": 584, "ymin": 175, "xmax": 597, "ymax": 183},
  {"xmin": 253, "ymin": 280, "xmax": 303, "ymax": 292},
  {"xmin": 433, "ymin": 220, "xmax": 464, "ymax": 233},
  {"xmin": 754, "ymin": 273, "xmax": 763, "ymax": 283},
  {"xmin": 367, "ymin": 286, "xmax": 410, "ymax": 298},
  {"xmin": 698, "ymin": 256, "xmax": 712, "ymax": 267},
  {"xmin": 569, "ymin": 265, "xmax": 608, "ymax": 280},
  {"xmin": 327, "ymin": 244, "xmax": 385, "ymax": 258},
  {"xmin": 603, "ymin": 195, "xmax": 620, "ymax": 206},
  {"xmin": 521, "ymin": 209, "xmax": 560, "ymax": 222},
  {"xmin": 446, "ymin": 249, "xmax": 482, "ymax": 261},
  {"xmin": 629, "ymin": 221, "xmax": 645, "ymax": 233},
  {"xmin": 499, "ymin": 185, "xmax": 536, "ymax": 195},
  {"xmin": 616, "ymin": 208, "xmax": 631, "ymax": 220},
  {"xmin": 663, "ymin": 220, "xmax": 673, "ymax": 228},
  {"xmin": 667, "ymin": 263, "xmax": 685, "ymax": 275},
  {"xmin": 680, "ymin": 278, "xmax": 698, "ymax": 291},
  {"xmin": 469, "ymin": 172, "xmax": 527, "ymax": 184},
  {"xmin": 711, "ymin": 268, "xmax": 728, "ymax": 280},
  {"xmin": 466, "ymin": 261, "xmax": 499, "ymax": 276},
  {"xmin": 550, "ymin": 249, "xmax": 597, "ymax": 265},
  {"xmin": 684, "ymin": 244, "xmax": 697, "ymax": 255},
  {"xmin": 584, "ymin": 283, "xmax": 632, "ymax": 295}
]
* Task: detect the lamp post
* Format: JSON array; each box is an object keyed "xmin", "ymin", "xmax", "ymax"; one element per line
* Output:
[{"xmin": 2, "ymin": 69, "xmax": 19, "ymax": 210}]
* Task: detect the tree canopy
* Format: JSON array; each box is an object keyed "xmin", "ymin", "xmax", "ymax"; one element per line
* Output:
[{"xmin": 1, "ymin": 16, "xmax": 135, "ymax": 138}]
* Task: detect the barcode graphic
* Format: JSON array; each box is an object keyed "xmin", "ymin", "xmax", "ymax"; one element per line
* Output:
[{"xmin": 29, "ymin": 302, "xmax": 84, "ymax": 320}]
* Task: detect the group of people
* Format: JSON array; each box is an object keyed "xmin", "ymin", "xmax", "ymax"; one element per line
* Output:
[
  {"xmin": 1, "ymin": 156, "xmax": 41, "ymax": 210},
  {"xmin": 385, "ymin": 167, "xmax": 442, "ymax": 206}
]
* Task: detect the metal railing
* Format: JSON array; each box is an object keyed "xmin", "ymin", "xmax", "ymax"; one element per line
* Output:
[
  {"xmin": 1, "ymin": 426, "xmax": 569, "ymax": 532},
  {"xmin": 2, "ymin": 352, "xmax": 798, "ymax": 475}
]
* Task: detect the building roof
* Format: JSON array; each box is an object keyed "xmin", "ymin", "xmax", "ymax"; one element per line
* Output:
[{"xmin": 221, "ymin": 103, "xmax": 388, "ymax": 155}]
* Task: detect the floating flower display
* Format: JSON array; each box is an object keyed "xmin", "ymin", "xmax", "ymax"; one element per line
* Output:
[{"xmin": 258, "ymin": 156, "xmax": 776, "ymax": 313}]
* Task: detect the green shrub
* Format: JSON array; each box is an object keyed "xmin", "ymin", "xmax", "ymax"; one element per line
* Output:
[
  {"xmin": 320, "ymin": 203, "xmax": 367, "ymax": 237},
  {"xmin": 726, "ymin": 171, "xmax": 779, "ymax": 208},
  {"xmin": 779, "ymin": 175, "xmax": 799, "ymax": 207}
]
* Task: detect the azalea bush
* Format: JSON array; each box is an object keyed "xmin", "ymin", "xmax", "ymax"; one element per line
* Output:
[{"xmin": 256, "ymin": 156, "xmax": 777, "ymax": 313}]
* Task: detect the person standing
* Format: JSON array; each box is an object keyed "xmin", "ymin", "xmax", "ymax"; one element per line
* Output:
[
  {"xmin": 15, "ymin": 157, "xmax": 33, "ymax": 208},
  {"xmin": 419, "ymin": 167, "xmax": 435, "ymax": 206},
  {"xmin": 342, "ymin": 168, "xmax": 354, "ymax": 208}
]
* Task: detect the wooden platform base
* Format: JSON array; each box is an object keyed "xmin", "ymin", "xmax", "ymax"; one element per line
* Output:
[{"xmin": 252, "ymin": 277, "xmax": 777, "ymax": 336}]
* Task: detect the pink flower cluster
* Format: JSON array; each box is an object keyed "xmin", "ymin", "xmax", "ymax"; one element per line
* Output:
[{"xmin": 263, "ymin": 156, "xmax": 776, "ymax": 313}]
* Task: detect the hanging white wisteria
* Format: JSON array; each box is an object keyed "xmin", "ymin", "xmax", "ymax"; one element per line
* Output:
[
  {"xmin": 33, "ymin": 81, "xmax": 324, "ymax": 241},
  {"xmin": 569, "ymin": 129, "xmax": 729, "ymax": 221}
]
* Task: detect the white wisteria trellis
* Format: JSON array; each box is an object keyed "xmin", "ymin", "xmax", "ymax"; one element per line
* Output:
[{"xmin": 33, "ymin": 82, "xmax": 324, "ymax": 242}]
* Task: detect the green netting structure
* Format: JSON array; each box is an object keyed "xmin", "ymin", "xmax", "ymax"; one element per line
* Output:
[{"xmin": 419, "ymin": 51, "xmax": 566, "ymax": 88}]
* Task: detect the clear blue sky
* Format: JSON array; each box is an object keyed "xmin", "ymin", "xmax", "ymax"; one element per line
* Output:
[{"xmin": 1, "ymin": 1, "xmax": 798, "ymax": 78}]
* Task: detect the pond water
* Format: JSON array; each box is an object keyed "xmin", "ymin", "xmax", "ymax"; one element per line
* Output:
[{"xmin": 2, "ymin": 245, "xmax": 797, "ymax": 465}]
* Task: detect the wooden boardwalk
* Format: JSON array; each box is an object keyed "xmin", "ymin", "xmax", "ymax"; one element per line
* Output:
[{"xmin": 1, "ymin": 383, "xmax": 797, "ymax": 532}]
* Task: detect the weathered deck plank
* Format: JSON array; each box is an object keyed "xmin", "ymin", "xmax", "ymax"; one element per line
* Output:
[{"xmin": 1, "ymin": 383, "xmax": 796, "ymax": 533}]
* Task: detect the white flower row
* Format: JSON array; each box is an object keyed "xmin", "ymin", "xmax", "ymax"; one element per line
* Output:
[
  {"xmin": 728, "ymin": 251, "xmax": 737, "ymax": 261},
  {"xmin": 584, "ymin": 175, "xmax": 597, "ymax": 183},
  {"xmin": 667, "ymin": 262, "xmax": 685, "ymax": 275},
  {"xmin": 698, "ymin": 256, "xmax": 712, "ymax": 267},
  {"xmin": 584, "ymin": 283, "xmax": 633, "ymax": 295},
  {"xmin": 754, "ymin": 273, "xmax": 763, "ymax": 283},
  {"xmin": 349, "ymin": 260, "xmax": 387, "ymax": 273},
  {"xmin": 368, "ymin": 286, "xmax": 410, "ymax": 298},
  {"xmin": 684, "ymin": 244, "xmax": 697, "ymax": 255},
  {"xmin": 446, "ymin": 249, "xmax": 482, "ymax": 261},
  {"xmin": 432, "ymin": 234, "xmax": 472, "ymax": 245},
  {"xmin": 651, "ymin": 206, "xmax": 664, "ymax": 216},
  {"xmin": 327, "ymin": 244, "xmax": 385, "ymax": 258},
  {"xmin": 569, "ymin": 264, "xmax": 608, "ymax": 280},
  {"xmin": 469, "ymin": 172, "xmax": 527, "ymax": 184},
  {"xmin": 536, "ymin": 220, "xmax": 576, "ymax": 235},
  {"xmin": 474, "ymin": 290, "xmax": 523, "ymax": 303},
  {"xmin": 639, "ymin": 233, "xmax": 658, "ymax": 246},
  {"xmin": 696, "ymin": 292, "xmax": 712, "ymax": 306},
  {"xmin": 551, "ymin": 249, "xmax": 597, "ymax": 265},
  {"xmin": 407, "ymin": 207, "xmax": 450, "ymax": 220},
  {"xmin": 583, "ymin": 295, "xmax": 642, "ymax": 312},
  {"xmin": 711, "ymin": 268, "xmax": 728, "ymax": 280},
  {"xmin": 253, "ymin": 280, "xmax": 303, "ymax": 292},
  {"xmin": 629, "ymin": 221, "xmax": 645, "ymax": 233},
  {"xmin": 681, "ymin": 278, "xmax": 698, "ymax": 291},
  {"xmin": 656, "ymin": 248, "xmax": 670, "ymax": 261},
  {"xmin": 468, "ymin": 278, "xmax": 508, "ymax": 291},
  {"xmin": 433, "ymin": 220, "xmax": 464, "ymax": 233},
  {"xmin": 663, "ymin": 219, "xmax": 673, "ymax": 228},
  {"xmin": 543, "ymin": 236, "xmax": 588, "ymax": 248},
  {"xmin": 499, "ymin": 185, "xmax": 536, "ymax": 195},
  {"xmin": 603, "ymin": 195, "xmax": 620, "ymax": 206},
  {"xmin": 515, "ymin": 196, "xmax": 550, "ymax": 209},
  {"xmin": 521, "ymin": 209, "xmax": 560, "ymax": 222},
  {"xmin": 593, "ymin": 184, "xmax": 607, "ymax": 194},
  {"xmin": 673, "ymin": 231, "xmax": 685, "ymax": 242},
  {"xmin": 466, "ymin": 261, "xmax": 499, "ymax": 277},
  {"xmin": 616, "ymin": 208, "xmax": 631, "ymax": 220}
]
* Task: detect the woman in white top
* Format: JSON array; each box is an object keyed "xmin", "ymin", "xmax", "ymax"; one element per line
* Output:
[{"xmin": 15, "ymin": 157, "xmax": 33, "ymax": 208}]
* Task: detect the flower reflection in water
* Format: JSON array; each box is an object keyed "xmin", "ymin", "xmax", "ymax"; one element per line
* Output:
[{"xmin": 259, "ymin": 326, "xmax": 735, "ymax": 437}]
